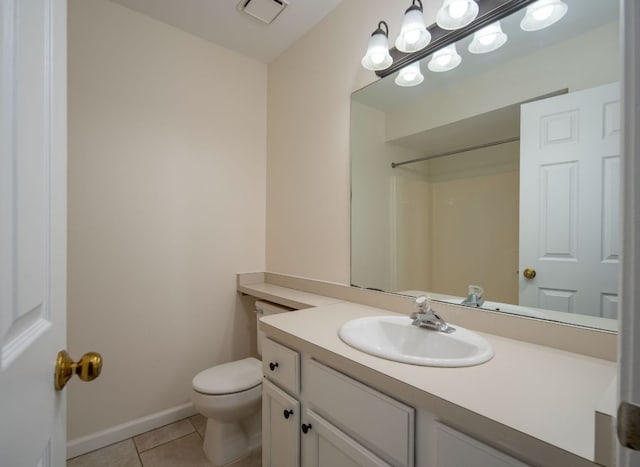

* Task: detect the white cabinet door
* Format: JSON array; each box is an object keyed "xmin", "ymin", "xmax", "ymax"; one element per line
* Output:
[
  {"xmin": 301, "ymin": 410, "xmax": 392, "ymax": 467},
  {"xmin": 519, "ymin": 82, "xmax": 620, "ymax": 317},
  {"xmin": 303, "ymin": 357, "xmax": 414, "ymax": 467},
  {"xmin": 263, "ymin": 379, "xmax": 300, "ymax": 467},
  {"xmin": 0, "ymin": 0, "xmax": 67, "ymax": 466},
  {"xmin": 435, "ymin": 423, "xmax": 531, "ymax": 467}
]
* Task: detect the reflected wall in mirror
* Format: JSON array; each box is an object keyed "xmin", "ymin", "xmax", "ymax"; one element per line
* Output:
[{"xmin": 351, "ymin": 0, "xmax": 620, "ymax": 331}]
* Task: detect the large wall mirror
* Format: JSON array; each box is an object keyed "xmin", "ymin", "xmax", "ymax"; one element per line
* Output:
[{"xmin": 351, "ymin": 0, "xmax": 620, "ymax": 331}]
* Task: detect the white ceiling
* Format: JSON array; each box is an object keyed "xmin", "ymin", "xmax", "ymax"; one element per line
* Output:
[{"xmin": 109, "ymin": 0, "xmax": 345, "ymax": 63}]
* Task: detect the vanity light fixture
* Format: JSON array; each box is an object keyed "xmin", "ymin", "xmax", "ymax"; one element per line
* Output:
[
  {"xmin": 427, "ymin": 44, "xmax": 462, "ymax": 72},
  {"xmin": 361, "ymin": 21, "xmax": 393, "ymax": 71},
  {"xmin": 520, "ymin": 0, "xmax": 568, "ymax": 31},
  {"xmin": 362, "ymin": 0, "xmax": 543, "ymax": 79},
  {"xmin": 436, "ymin": 0, "xmax": 479, "ymax": 30},
  {"xmin": 395, "ymin": 0, "xmax": 432, "ymax": 53},
  {"xmin": 468, "ymin": 21, "xmax": 508, "ymax": 54},
  {"xmin": 395, "ymin": 62, "xmax": 425, "ymax": 87}
]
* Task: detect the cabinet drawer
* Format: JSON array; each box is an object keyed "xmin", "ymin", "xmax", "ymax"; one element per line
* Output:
[
  {"xmin": 303, "ymin": 358, "xmax": 414, "ymax": 467},
  {"xmin": 261, "ymin": 337, "xmax": 300, "ymax": 396}
]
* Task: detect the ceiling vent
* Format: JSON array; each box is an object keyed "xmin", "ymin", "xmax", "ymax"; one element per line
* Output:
[{"xmin": 239, "ymin": 0, "xmax": 289, "ymax": 25}]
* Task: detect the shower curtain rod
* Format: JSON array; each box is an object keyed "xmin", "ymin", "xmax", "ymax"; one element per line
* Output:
[{"xmin": 391, "ymin": 136, "xmax": 520, "ymax": 168}]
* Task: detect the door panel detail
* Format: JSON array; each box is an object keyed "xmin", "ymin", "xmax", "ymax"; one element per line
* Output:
[
  {"xmin": 540, "ymin": 110, "xmax": 579, "ymax": 146},
  {"xmin": 539, "ymin": 162, "xmax": 578, "ymax": 260},
  {"xmin": 538, "ymin": 288, "xmax": 576, "ymax": 313},
  {"xmin": 602, "ymin": 155, "xmax": 621, "ymax": 262}
]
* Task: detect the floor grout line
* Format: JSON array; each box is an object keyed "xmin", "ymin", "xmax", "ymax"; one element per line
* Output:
[
  {"xmin": 140, "ymin": 431, "xmax": 199, "ymax": 455},
  {"xmin": 134, "ymin": 418, "xmax": 197, "ymax": 454},
  {"xmin": 136, "ymin": 442, "xmax": 144, "ymax": 467}
]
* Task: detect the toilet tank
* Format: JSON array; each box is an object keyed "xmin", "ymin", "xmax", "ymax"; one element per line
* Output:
[{"xmin": 255, "ymin": 300, "xmax": 292, "ymax": 356}]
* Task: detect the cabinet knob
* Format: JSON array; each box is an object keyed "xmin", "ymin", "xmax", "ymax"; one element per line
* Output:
[
  {"xmin": 301, "ymin": 423, "xmax": 313, "ymax": 434},
  {"xmin": 269, "ymin": 362, "xmax": 279, "ymax": 371},
  {"xmin": 283, "ymin": 409, "xmax": 294, "ymax": 419}
]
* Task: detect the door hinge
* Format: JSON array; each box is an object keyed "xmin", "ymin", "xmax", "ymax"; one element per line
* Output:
[{"xmin": 618, "ymin": 401, "xmax": 640, "ymax": 450}]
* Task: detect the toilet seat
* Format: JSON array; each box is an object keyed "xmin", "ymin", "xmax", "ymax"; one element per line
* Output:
[{"xmin": 192, "ymin": 357, "xmax": 262, "ymax": 395}]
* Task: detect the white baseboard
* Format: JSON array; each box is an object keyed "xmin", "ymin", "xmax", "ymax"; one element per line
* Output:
[{"xmin": 66, "ymin": 402, "xmax": 198, "ymax": 459}]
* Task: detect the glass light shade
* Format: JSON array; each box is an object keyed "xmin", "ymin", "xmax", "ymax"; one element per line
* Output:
[
  {"xmin": 468, "ymin": 21, "xmax": 508, "ymax": 54},
  {"xmin": 395, "ymin": 62, "xmax": 425, "ymax": 87},
  {"xmin": 520, "ymin": 0, "xmax": 568, "ymax": 31},
  {"xmin": 361, "ymin": 30, "xmax": 393, "ymax": 71},
  {"xmin": 395, "ymin": 7, "xmax": 431, "ymax": 53},
  {"xmin": 427, "ymin": 44, "xmax": 462, "ymax": 72},
  {"xmin": 436, "ymin": 0, "xmax": 479, "ymax": 30}
]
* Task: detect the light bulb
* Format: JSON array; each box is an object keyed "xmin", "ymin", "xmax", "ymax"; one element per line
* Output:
[
  {"xmin": 404, "ymin": 29, "xmax": 421, "ymax": 45},
  {"xmin": 533, "ymin": 5, "xmax": 554, "ymax": 20},
  {"xmin": 395, "ymin": 61, "xmax": 424, "ymax": 87},
  {"xmin": 520, "ymin": 1, "xmax": 568, "ymax": 32},
  {"xmin": 428, "ymin": 44, "xmax": 461, "ymax": 72},
  {"xmin": 436, "ymin": 0, "xmax": 478, "ymax": 31},
  {"xmin": 404, "ymin": 71, "xmax": 418, "ymax": 81},
  {"xmin": 437, "ymin": 54, "xmax": 452, "ymax": 66},
  {"xmin": 479, "ymin": 33, "xmax": 497, "ymax": 46},
  {"xmin": 371, "ymin": 52, "xmax": 385, "ymax": 65},
  {"xmin": 468, "ymin": 21, "xmax": 507, "ymax": 54},
  {"xmin": 361, "ymin": 21, "xmax": 393, "ymax": 71},
  {"xmin": 449, "ymin": 0, "xmax": 469, "ymax": 19},
  {"xmin": 395, "ymin": 2, "xmax": 431, "ymax": 53}
]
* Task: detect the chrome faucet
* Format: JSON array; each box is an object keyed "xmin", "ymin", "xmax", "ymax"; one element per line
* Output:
[
  {"xmin": 410, "ymin": 296, "xmax": 455, "ymax": 333},
  {"xmin": 461, "ymin": 285, "xmax": 485, "ymax": 307}
]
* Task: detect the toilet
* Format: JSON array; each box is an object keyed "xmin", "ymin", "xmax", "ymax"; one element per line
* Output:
[{"xmin": 191, "ymin": 300, "xmax": 290, "ymax": 466}]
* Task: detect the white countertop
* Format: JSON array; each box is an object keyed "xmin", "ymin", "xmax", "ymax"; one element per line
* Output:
[
  {"xmin": 260, "ymin": 301, "xmax": 617, "ymax": 465},
  {"xmin": 238, "ymin": 281, "xmax": 341, "ymax": 309}
]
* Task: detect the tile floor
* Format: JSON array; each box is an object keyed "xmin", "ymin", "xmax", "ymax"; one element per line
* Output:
[{"xmin": 66, "ymin": 415, "xmax": 261, "ymax": 467}]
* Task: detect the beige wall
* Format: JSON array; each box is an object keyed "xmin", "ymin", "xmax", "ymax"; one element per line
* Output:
[
  {"xmin": 429, "ymin": 152, "xmax": 519, "ymax": 303},
  {"xmin": 67, "ymin": 0, "xmax": 266, "ymax": 440},
  {"xmin": 351, "ymin": 101, "xmax": 424, "ymax": 291},
  {"xmin": 266, "ymin": 0, "xmax": 439, "ymax": 283}
]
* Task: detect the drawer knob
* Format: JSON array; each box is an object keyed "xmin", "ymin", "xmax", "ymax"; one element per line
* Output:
[
  {"xmin": 269, "ymin": 362, "xmax": 279, "ymax": 371},
  {"xmin": 301, "ymin": 423, "xmax": 313, "ymax": 434},
  {"xmin": 283, "ymin": 409, "xmax": 294, "ymax": 419}
]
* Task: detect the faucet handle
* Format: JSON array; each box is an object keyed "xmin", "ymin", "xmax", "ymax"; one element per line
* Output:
[{"xmin": 415, "ymin": 295, "xmax": 430, "ymax": 311}]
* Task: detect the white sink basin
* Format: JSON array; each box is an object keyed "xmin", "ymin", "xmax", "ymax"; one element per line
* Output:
[{"xmin": 338, "ymin": 316, "xmax": 494, "ymax": 367}]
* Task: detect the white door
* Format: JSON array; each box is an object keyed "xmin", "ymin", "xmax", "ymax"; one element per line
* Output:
[
  {"xmin": 519, "ymin": 82, "xmax": 620, "ymax": 317},
  {"xmin": 0, "ymin": 0, "xmax": 67, "ymax": 466},
  {"xmin": 618, "ymin": 1, "xmax": 640, "ymax": 465}
]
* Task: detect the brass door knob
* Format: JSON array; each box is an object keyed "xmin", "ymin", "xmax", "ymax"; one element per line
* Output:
[
  {"xmin": 523, "ymin": 268, "xmax": 537, "ymax": 280},
  {"xmin": 54, "ymin": 350, "xmax": 103, "ymax": 391}
]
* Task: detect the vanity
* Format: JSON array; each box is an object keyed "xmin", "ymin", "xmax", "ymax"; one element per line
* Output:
[
  {"xmin": 242, "ymin": 1, "xmax": 621, "ymax": 464},
  {"xmin": 238, "ymin": 272, "xmax": 617, "ymax": 467}
]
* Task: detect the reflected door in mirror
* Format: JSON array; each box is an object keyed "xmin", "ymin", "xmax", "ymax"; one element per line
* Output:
[{"xmin": 519, "ymin": 82, "xmax": 620, "ymax": 318}]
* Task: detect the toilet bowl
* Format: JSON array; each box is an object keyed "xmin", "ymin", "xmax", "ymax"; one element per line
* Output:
[
  {"xmin": 191, "ymin": 358, "xmax": 262, "ymax": 466},
  {"xmin": 191, "ymin": 301, "xmax": 291, "ymax": 466}
]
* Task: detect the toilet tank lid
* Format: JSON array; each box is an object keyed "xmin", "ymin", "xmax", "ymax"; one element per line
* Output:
[{"xmin": 192, "ymin": 357, "xmax": 262, "ymax": 395}]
